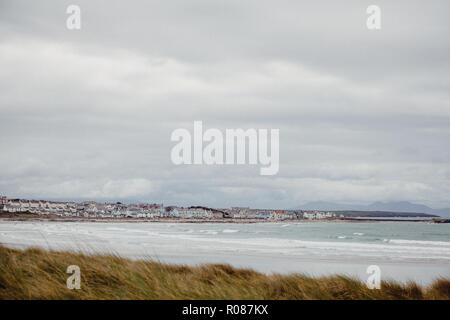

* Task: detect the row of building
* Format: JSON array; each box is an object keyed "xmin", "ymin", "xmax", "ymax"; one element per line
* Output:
[{"xmin": 0, "ymin": 196, "xmax": 337, "ymax": 220}]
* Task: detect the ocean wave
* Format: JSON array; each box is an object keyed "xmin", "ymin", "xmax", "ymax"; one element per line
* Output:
[
  {"xmin": 388, "ymin": 239, "xmax": 450, "ymax": 246},
  {"xmin": 222, "ymin": 229, "xmax": 239, "ymax": 233},
  {"xmin": 2, "ymin": 222, "xmax": 450, "ymax": 264}
]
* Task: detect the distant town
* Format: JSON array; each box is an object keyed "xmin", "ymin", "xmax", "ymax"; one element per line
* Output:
[{"xmin": 0, "ymin": 195, "xmax": 339, "ymax": 221}]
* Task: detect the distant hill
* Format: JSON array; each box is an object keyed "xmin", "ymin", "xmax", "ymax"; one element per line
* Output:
[
  {"xmin": 295, "ymin": 201, "xmax": 450, "ymax": 217},
  {"xmin": 331, "ymin": 211, "xmax": 438, "ymax": 218}
]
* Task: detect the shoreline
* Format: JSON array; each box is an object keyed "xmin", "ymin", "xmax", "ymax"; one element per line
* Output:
[{"xmin": 0, "ymin": 214, "xmax": 445, "ymax": 224}]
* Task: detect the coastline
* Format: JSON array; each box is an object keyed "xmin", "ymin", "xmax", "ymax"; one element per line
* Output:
[{"xmin": 0, "ymin": 212, "xmax": 446, "ymax": 223}]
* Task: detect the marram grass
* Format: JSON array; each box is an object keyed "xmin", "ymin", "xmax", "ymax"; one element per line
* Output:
[{"xmin": 0, "ymin": 245, "xmax": 448, "ymax": 300}]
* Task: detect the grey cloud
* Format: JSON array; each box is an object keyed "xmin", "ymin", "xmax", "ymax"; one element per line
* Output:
[{"xmin": 0, "ymin": 0, "xmax": 449, "ymax": 209}]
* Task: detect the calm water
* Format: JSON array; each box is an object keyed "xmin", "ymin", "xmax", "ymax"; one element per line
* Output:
[{"xmin": 1, "ymin": 221, "xmax": 449, "ymax": 284}]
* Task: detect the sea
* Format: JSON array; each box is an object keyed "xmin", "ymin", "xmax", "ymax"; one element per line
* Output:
[{"xmin": 0, "ymin": 221, "xmax": 449, "ymax": 284}]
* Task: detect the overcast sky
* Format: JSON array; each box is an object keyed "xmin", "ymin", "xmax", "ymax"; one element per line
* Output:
[{"xmin": 0, "ymin": 0, "xmax": 449, "ymax": 209}]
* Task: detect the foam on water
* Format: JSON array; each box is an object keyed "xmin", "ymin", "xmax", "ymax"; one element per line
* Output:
[
  {"xmin": 222, "ymin": 229, "xmax": 239, "ymax": 233},
  {"xmin": 388, "ymin": 239, "xmax": 450, "ymax": 246}
]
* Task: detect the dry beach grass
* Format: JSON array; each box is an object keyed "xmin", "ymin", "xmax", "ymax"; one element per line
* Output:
[{"xmin": 0, "ymin": 245, "xmax": 449, "ymax": 300}]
